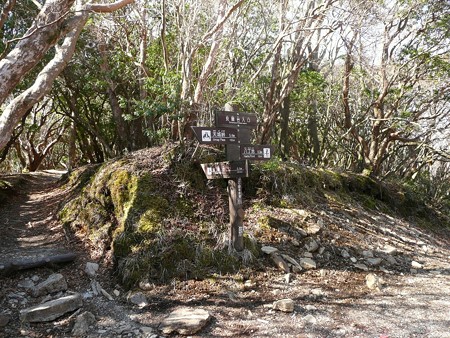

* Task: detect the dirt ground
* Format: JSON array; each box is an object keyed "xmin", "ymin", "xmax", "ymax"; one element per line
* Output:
[{"xmin": 0, "ymin": 172, "xmax": 449, "ymax": 338}]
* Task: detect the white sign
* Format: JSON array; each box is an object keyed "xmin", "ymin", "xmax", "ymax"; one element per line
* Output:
[
  {"xmin": 202, "ymin": 130, "xmax": 211, "ymax": 142},
  {"xmin": 263, "ymin": 148, "xmax": 271, "ymax": 158}
]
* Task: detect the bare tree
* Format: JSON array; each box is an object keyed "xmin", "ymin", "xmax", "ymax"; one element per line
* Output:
[
  {"xmin": 15, "ymin": 99, "xmax": 67, "ymax": 171},
  {"xmin": 170, "ymin": 0, "xmax": 244, "ymax": 139},
  {"xmin": 254, "ymin": 0, "xmax": 338, "ymax": 144},
  {"xmin": 339, "ymin": 0, "xmax": 450, "ymax": 175}
]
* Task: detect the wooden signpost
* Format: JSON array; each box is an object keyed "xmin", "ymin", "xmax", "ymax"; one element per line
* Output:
[{"xmin": 192, "ymin": 110, "xmax": 273, "ymax": 251}]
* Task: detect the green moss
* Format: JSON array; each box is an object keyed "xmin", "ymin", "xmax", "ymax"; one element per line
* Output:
[
  {"xmin": 174, "ymin": 197, "xmax": 194, "ymax": 218},
  {"xmin": 136, "ymin": 198, "xmax": 168, "ymax": 233},
  {"xmin": 361, "ymin": 195, "xmax": 378, "ymax": 210},
  {"xmin": 257, "ymin": 215, "xmax": 290, "ymax": 230},
  {"xmin": 243, "ymin": 234, "xmax": 260, "ymax": 258},
  {"xmin": 109, "ymin": 170, "xmax": 137, "ymax": 219}
]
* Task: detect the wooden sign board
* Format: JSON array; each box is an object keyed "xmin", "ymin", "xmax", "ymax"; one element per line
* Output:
[
  {"xmin": 215, "ymin": 111, "xmax": 257, "ymax": 129},
  {"xmin": 240, "ymin": 145, "xmax": 274, "ymax": 160},
  {"xmin": 191, "ymin": 127, "xmax": 238, "ymax": 144},
  {"xmin": 201, "ymin": 160, "xmax": 249, "ymax": 179}
]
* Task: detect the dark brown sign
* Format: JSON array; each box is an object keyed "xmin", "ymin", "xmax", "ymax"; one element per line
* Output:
[
  {"xmin": 240, "ymin": 144, "xmax": 273, "ymax": 160},
  {"xmin": 215, "ymin": 111, "xmax": 257, "ymax": 129},
  {"xmin": 201, "ymin": 160, "xmax": 249, "ymax": 179},
  {"xmin": 191, "ymin": 126, "xmax": 238, "ymax": 144}
]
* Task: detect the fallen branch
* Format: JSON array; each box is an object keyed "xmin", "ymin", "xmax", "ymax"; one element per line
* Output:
[{"xmin": 0, "ymin": 252, "xmax": 76, "ymax": 275}]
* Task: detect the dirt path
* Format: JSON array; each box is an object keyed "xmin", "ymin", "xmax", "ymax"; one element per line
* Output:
[
  {"xmin": 1, "ymin": 172, "xmax": 450, "ymax": 338},
  {"xmin": 0, "ymin": 172, "xmax": 70, "ymax": 264}
]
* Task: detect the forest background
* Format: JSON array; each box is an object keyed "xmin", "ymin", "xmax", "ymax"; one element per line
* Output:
[{"xmin": 0, "ymin": 0, "xmax": 449, "ymax": 211}]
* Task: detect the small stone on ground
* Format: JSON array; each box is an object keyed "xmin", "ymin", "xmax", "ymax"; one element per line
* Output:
[{"xmin": 160, "ymin": 307, "xmax": 211, "ymax": 335}]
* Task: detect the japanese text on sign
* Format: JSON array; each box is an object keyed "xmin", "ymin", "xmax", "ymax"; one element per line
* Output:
[
  {"xmin": 192, "ymin": 127, "xmax": 238, "ymax": 144},
  {"xmin": 215, "ymin": 111, "xmax": 257, "ymax": 129},
  {"xmin": 240, "ymin": 145, "xmax": 273, "ymax": 160}
]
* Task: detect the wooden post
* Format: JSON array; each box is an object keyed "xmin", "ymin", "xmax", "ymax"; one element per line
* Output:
[
  {"xmin": 224, "ymin": 103, "xmax": 246, "ymax": 251},
  {"xmin": 228, "ymin": 177, "xmax": 244, "ymax": 251},
  {"xmin": 194, "ymin": 104, "xmax": 260, "ymax": 252}
]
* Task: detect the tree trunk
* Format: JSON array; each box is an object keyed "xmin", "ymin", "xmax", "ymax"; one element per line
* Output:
[
  {"xmin": 0, "ymin": 10, "xmax": 87, "ymax": 152},
  {"xmin": 279, "ymin": 96, "xmax": 290, "ymax": 160},
  {"xmin": 0, "ymin": 0, "xmax": 76, "ymax": 107},
  {"xmin": 67, "ymin": 111, "xmax": 76, "ymax": 171},
  {"xmin": 308, "ymin": 101, "xmax": 320, "ymax": 165},
  {"xmin": 0, "ymin": 0, "xmax": 135, "ymax": 152}
]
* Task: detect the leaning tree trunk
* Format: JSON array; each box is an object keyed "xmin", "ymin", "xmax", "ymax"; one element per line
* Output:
[{"xmin": 0, "ymin": 0, "xmax": 135, "ymax": 152}]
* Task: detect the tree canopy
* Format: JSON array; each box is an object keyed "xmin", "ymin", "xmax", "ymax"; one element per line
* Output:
[{"xmin": 0, "ymin": 0, "xmax": 449, "ymax": 194}]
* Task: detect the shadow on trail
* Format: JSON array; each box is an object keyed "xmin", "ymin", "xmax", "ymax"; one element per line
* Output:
[{"xmin": 0, "ymin": 171, "xmax": 73, "ymax": 276}]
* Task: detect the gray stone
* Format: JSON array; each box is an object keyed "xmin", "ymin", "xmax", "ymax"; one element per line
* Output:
[
  {"xmin": 116, "ymin": 322, "xmax": 133, "ymax": 334},
  {"xmin": 300, "ymin": 258, "xmax": 317, "ymax": 269},
  {"xmin": 341, "ymin": 249, "xmax": 350, "ymax": 258},
  {"xmin": 100, "ymin": 287, "xmax": 114, "ymax": 301},
  {"xmin": 303, "ymin": 314, "xmax": 317, "ymax": 324},
  {"xmin": 270, "ymin": 252, "xmax": 289, "ymax": 272},
  {"xmin": 160, "ymin": 308, "xmax": 211, "ymax": 335},
  {"xmin": 261, "ymin": 246, "xmax": 279, "ymax": 254},
  {"xmin": 32, "ymin": 273, "xmax": 67, "ymax": 297},
  {"xmin": 140, "ymin": 326, "xmax": 155, "ymax": 334},
  {"xmin": 292, "ymin": 209, "xmax": 309, "ymax": 218},
  {"xmin": 281, "ymin": 254, "xmax": 302, "ymax": 270},
  {"xmin": 292, "ymin": 265, "xmax": 302, "ymax": 273},
  {"xmin": 244, "ymin": 279, "xmax": 256, "ymax": 289},
  {"xmin": 0, "ymin": 313, "xmax": 10, "ymax": 327},
  {"xmin": 128, "ymin": 292, "xmax": 148, "ymax": 308},
  {"xmin": 20, "ymin": 294, "xmax": 82, "ymax": 322},
  {"xmin": 350, "ymin": 257, "xmax": 357, "ymax": 263},
  {"xmin": 306, "ymin": 223, "xmax": 322, "ymax": 235},
  {"xmin": 91, "ymin": 280, "xmax": 101, "ymax": 295},
  {"xmin": 305, "ymin": 305, "xmax": 317, "ymax": 311},
  {"xmin": 31, "ymin": 275, "xmax": 40, "ymax": 282},
  {"xmin": 383, "ymin": 245, "xmax": 397, "ymax": 255},
  {"xmin": 385, "ymin": 255, "xmax": 397, "ymax": 265},
  {"xmin": 411, "ymin": 261, "xmax": 423, "ymax": 269},
  {"xmin": 366, "ymin": 273, "xmax": 382, "ymax": 290},
  {"xmin": 302, "ymin": 252, "xmax": 313, "ymax": 258},
  {"xmin": 362, "ymin": 250, "xmax": 374, "ymax": 258},
  {"xmin": 273, "ymin": 299, "xmax": 295, "ymax": 312},
  {"xmin": 85, "ymin": 262, "xmax": 99, "ymax": 278},
  {"xmin": 305, "ymin": 238, "xmax": 319, "ymax": 252},
  {"xmin": 139, "ymin": 280, "xmax": 154, "ymax": 291},
  {"xmin": 284, "ymin": 273, "xmax": 294, "ymax": 284},
  {"xmin": 72, "ymin": 311, "xmax": 96, "ymax": 336},
  {"xmin": 366, "ymin": 257, "xmax": 382, "ymax": 266},
  {"xmin": 354, "ymin": 263, "xmax": 369, "ymax": 271},
  {"xmin": 18, "ymin": 278, "xmax": 35, "ymax": 289}
]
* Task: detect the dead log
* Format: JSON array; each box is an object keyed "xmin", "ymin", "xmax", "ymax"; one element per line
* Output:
[{"xmin": 0, "ymin": 252, "xmax": 76, "ymax": 276}]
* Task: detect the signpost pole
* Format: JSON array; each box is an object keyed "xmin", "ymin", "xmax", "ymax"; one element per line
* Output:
[
  {"xmin": 195, "ymin": 104, "xmax": 268, "ymax": 252},
  {"xmin": 223, "ymin": 104, "xmax": 245, "ymax": 251},
  {"xmin": 228, "ymin": 177, "xmax": 244, "ymax": 251}
]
